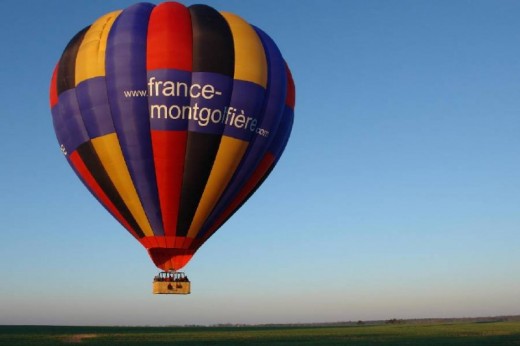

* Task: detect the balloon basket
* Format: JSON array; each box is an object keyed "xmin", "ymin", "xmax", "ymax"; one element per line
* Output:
[{"xmin": 153, "ymin": 270, "xmax": 191, "ymax": 295}]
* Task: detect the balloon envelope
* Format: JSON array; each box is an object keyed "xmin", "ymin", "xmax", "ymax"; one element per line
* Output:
[{"xmin": 50, "ymin": 1, "xmax": 295, "ymax": 270}]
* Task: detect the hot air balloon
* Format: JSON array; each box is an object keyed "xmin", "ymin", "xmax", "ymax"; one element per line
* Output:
[{"xmin": 49, "ymin": 1, "xmax": 295, "ymax": 294}]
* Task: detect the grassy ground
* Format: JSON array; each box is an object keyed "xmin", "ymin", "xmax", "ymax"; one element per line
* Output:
[{"xmin": 1, "ymin": 321, "xmax": 520, "ymax": 345}]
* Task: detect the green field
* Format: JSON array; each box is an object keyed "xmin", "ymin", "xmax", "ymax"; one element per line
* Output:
[{"xmin": 1, "ymin": 321, "xmax": 520, "ymax": 345}]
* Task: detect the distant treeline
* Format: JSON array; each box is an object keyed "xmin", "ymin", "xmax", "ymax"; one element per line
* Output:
[{"xmin": 205, "ymin": 315, "xmax": 520, "ymax": 328}]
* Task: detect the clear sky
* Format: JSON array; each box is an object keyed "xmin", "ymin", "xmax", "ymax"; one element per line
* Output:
[{"xmin": 1, "ymin": 0, "xmax": 520, "ymax": 326}]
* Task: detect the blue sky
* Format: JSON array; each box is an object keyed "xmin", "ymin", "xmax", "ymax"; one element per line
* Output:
[{"xmin": 1, "ymin": 0, "xmax": 520, "ymax": 325}]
